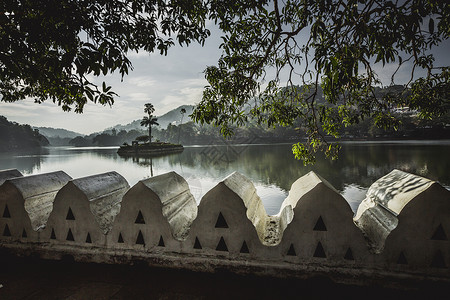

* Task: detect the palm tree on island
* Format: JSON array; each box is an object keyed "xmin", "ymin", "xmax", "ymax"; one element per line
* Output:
[
  {"xmin": 141, "ymin": 103, "xmax": 159, "ymax": 143},
  {"xmin": 117, "ymin": 103, "xmax": 184, "ymax": 156}
]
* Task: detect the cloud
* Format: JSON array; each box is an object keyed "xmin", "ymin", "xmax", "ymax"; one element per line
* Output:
[
  {"xmin": 180, "ymin": 86, "xmax": 204, "ymax": 104},
  {"xmin": 127, "ymin": 76, "xmax": 157, "ymax": 88}
]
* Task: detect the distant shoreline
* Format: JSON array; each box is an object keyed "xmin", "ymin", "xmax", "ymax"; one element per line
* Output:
[{"xmin": 39, "ymin": 138, "xmax": 450, "ymax": 150}]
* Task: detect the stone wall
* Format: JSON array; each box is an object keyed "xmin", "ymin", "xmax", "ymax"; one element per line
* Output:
[
  {"xmin": 0, "ymin": 171, "xmax": 72, "ymax": 242},
  {"xmin": 0, "ymin": 169, "xmax": 23, "ymax": 186},
  {"xmin": 0, "ymin": 168, "xmax": 448, "ymax": 287},
  {"xmin": 44, "ymin": 172, "xmax": 129, "ymax": 247}
]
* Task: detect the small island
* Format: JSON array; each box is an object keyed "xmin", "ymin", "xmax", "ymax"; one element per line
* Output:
[
  {"xmin": 117, "ymin": 103, "xmax": 184, "ymax": 157},
  {"xmin": 117, "ymin": 141, "xmax": 184, "ymax": 156}
]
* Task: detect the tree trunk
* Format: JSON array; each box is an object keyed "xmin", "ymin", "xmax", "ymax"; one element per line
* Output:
[{"xmin": 149, "ymin": 126, "xmax": 152, "ymax": 143}]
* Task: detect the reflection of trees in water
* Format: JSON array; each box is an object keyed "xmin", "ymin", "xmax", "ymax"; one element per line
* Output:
[
  {"xmin": 113, "ymin": 143, "xmax": 449, "ymax": 193},
  {"xmin": 119, "ymin": 152, "xmax": 180, "ymax": 167},
  {"xmin": 0, "ymin": 148, "xmax": 49, "ymax": 174},
  {"xmin": 63, "ymin": 148, "xmax": 119, "ymax": 160},
  {"xmin": 4, "ymin": 144, "xmax": 445, "ymax": 195},
  {"xmin": 160, "ymin": 144, "xmax": 450, "ymax": 193}
]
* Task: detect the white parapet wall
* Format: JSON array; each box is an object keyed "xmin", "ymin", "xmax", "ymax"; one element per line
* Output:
[
  {"xmin": 0, "ymin": 171, "xmax": 72, "ymax": 242},
  {"xmin": 0, "ymin": 169, "xmax": 23, "ymax": 186},
  {"xmin": 277, "ymin": 172, "xmax": 371, "ymax": 265},
  {"xmin": 107, "ymin": 172, "xmax": 197, "ymax": 253},
  {"xmin": 354, "ymin": 169, "xmax": 450, "ymax": 273},
  {"xmin": 44, "ymin": 172, "xmax": 129, "ymax": 247},
  {"xmin": 0, "ymin": 168, "xmax": 448, "ymax": 286},
  {"xmin": 186, "ymin": 172, "xmax": 267, "ymax": 259}
]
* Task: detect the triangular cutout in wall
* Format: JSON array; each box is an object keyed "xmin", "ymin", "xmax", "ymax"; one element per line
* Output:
[
  {"xmin": 66, "ymin": 207, "xmax": 75, "ymax": 220},
  {"xmin": 3, "ymin": 224, "xmax": 11, "ymax": 237},
  {"xmin": 118, "ymin": 233, "xmax": 124, "ymax": 243},
  {"xmin": 193, "ymin": 237, "xmax": 202, "ymax": 249},
  {"xmin": 136, "ymin": 230, "xmax": 145, "ymax": 245},
  {"xmin": 397, "ymin": 251, "xmax": 408, "ymax": 265},
  {"xmin": 66, "ymin": 228, "xmax": 75, "ymax": 241},
  {"xmin": 158, "ymin": 235, "xmax": 165, "ymax": 247},
  {"xmin": 216, "ymin": 236, "xmax": 228, "ymax": 252},
  {"xmin": 135, "ymin": 211, "xmax": 145, "ymax": 224},
  {"xmin": 431, "ymin": 224, "xmax": 448, "ymax": 241},
  {"xmin": 344, "ymin": 248, "xmax": 354, "ymax": 260},
  {"xmin": 215, "ymin": 212, "xmax": 229, "ymax": 228},
  {"xmin": 313, "ymin": 216, "xmax": 327, "ymax": 231},
  {"xmin": 313, "ymin": 242, "xmax": 326, "ymax": 258},
  {"xmin": 287, "ymin": 244, "xmax": 296, "ymax": 256},
  {"xmin": 240, "ymin": 241, "xmax": 250, "ymax": 254},
  {"xmin": 50, "ymin": 228, "xmax": 56, "ymax": 239},
  {"xmin": 430, "ymin": 250, "xmax": 446, "ymax": 268},
  {"xmin": 2, "ymin": 204, "xmax": 11, "ymax": 218},
  {"xmin": 86, "ymin": 233, "xmax": 92, "ymax": 243}
]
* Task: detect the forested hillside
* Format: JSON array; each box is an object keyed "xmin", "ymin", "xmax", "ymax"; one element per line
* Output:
[{"xmin": 0, "ymin": 116, "xmax": 49, "ymax": 151}]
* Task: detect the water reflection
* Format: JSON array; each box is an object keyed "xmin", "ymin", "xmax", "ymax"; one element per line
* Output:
[
  {"xmin": 0, "ymin": 141, "xmax": 449, "ymax": 216},
  {"xmin": 0, "ymin": 148, "xmax": 49, "ymax": 174}
]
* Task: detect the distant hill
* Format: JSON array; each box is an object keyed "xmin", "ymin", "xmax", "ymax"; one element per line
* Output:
[
  {"xmin": 35, "ymin": 127, "xmax": 83, "ymax": 138},
  {"xmin": 155, "ymin": 105, "xmax": 195, "ymax": 128},
  {"xmin": 0, "ymin": 116, "xmax": 49, "ymax": 152},
  {"xmin": 108, "ymin": 105, "xmax": 194, "ymax": 132}
]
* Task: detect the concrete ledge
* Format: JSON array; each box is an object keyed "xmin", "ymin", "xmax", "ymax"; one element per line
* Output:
[
  {"xmin": 138, "ymin": 171, "xmax": 197, "ymax": 241},
  {"xmin": 279, "ymin": 172, "xmax": 370, "ymax": 265},
  {"xmin": 0, "ymin": 169, "xmax": 23, "ymax": 186},
  {"xmin": 353, "ymin": 170, "xmax": 443, "ymax": 252},
  {"xmin": 383, "ymin": 176, "xmax": 450, "ymax": 271},
  {"xmin": 187, "ymin": 172, "xmax": 266, "ymax": 259},
  {"xmin": 0, "ymin": 168, "xmax": 449, "ymax": 286},
  {"xmin": 43, "ymin": 172, "xmax": 129, "ymax": 246},
  {"xmin": 0, "ymin": 171, "xmax": 72, "ymax": 243},
  {"xmin": 108, "ymin": 172, "xmax": 197, "ymax": 253}
]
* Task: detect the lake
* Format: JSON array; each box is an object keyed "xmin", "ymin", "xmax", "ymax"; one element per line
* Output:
[{"xmin": 0, "ymin": 140, "xmax": 449, "ymax": 216}]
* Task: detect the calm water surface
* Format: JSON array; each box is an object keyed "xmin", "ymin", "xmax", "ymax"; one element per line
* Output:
[{"xmin": 0, "ymin": 141, "xmax": 449, "ymax": 215}]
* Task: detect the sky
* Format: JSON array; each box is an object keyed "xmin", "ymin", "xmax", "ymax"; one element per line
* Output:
[
  {"xmin": 1, "ymin": 21, "xmax": 449, "ymax": 135},
  {"xmin": 0, "ymin": 25, "xmax": 224, "ymax": 135}
]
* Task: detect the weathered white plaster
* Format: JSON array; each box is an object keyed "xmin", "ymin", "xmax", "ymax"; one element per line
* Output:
[
  {"xmin": 357, "ymin": 170, "xmax": 450, "ymax": 270},
  {"xmin": 353, "ymin": 169, "xmax": 448, "ymax": 254},
  {"xmin": 0, "ymin": 171, "xmax": 72, "ymax": 242},
  {"xmin": 44, "ymin": 172, "xmax": 129, "ymax": 246},
  {"xmin": 0, "ymin": 168, "xmax": 448, "ymax": 285},
  {"xmin": 108, "ymin": 172, "xmax": 196, "ymax": 252},
  {"xmin": 0, "ymin": 169, "xmax": 23, "ymax": 186},
  {"xmin": 187, "ymin": 172, "xmax": 266, "ymax": 258},
  {"xmin": 222, "ymin": 172, "xmax": 269, "ymax": 243},
  {"xmin": 138, "ymin": 171, "xmax": 197, "ymax": 240},
  {"xmin": 279, "ymin": 171, "xmax": 369, "ymax": 263}
]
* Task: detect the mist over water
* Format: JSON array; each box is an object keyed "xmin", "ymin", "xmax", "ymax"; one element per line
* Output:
[{"xmin": 1, "ymin": 141, "xmax": 449, "ymax": 216}]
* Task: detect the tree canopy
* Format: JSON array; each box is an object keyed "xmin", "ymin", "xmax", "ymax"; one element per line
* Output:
[
  {"xmin": 1, "ymin": 0, "xmax": 449, "ymax": 162},
  {"xmin": 0, "ymin": 116, "xmax": 49, "ymax": 151},
  {"xmin": 191, "ymin": 0, "xmax": 450, "ymax": 163},
  {"xmin": 0, "ymin": 0, "xmax": 210, "ymax": 112}
]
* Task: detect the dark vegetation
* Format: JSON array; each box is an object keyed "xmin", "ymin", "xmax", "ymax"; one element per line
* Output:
[
  {"xmin": 1, "ymin": 85, "xmax": 449, "ymax": 151},
  {"xmin": 3, "ymin": 97, "xmax": 448, "ymax": 152},
  {"xmin": 64, "ymin": 111, "xmax": 450, "ymax": 148},
  {"xmin": 0, "ymin": 116, "xmax": 49, "ymax": 151},
  {"xmin": 192, "ymin": 0, "xmax": 449, "ymax": 163},
  {"xmin": 67, "ymin": 129, "xmax": 143, "ymax": 147},
  {"xmin": 1, "ymin": 1, "xmax": 448, "ymax": 162}
]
